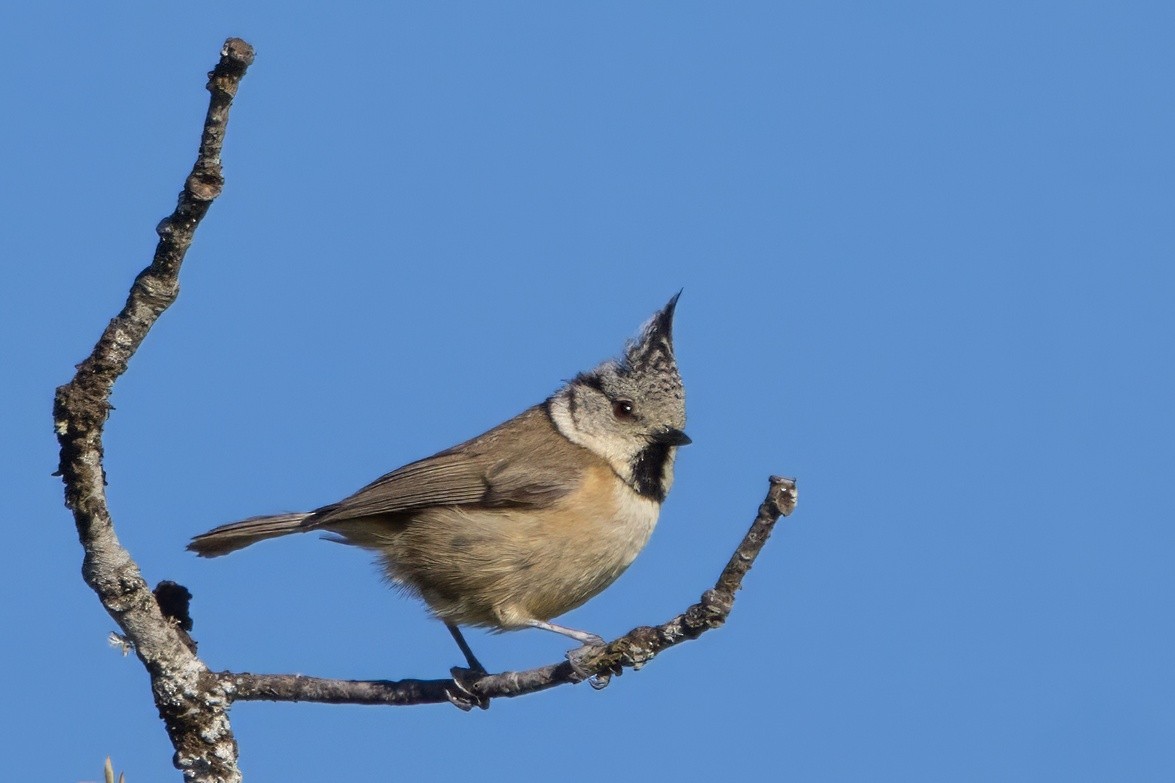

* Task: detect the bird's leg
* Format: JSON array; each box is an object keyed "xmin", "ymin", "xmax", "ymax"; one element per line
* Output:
[
  {"xmin": 522, "ymin": 619, "xmax": 606, "ymax": 646},
  {"xmin": 445, "ymin": 623, "xmax": 489, "ymax": 711},
  {"xmin": 522, "ymin": 619, "xmax": 615, "ymax": 689},
  {"xmin": 447, "ymin": 622, "xmax": 487, "ymax": 673}
]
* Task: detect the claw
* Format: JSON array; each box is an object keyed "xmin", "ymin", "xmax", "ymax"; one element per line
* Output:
[
  {"xmin": 566, "ymin": 643, "xmax": 615, "ymax": 689},
  {"xmin": 588, "ymin": 671, "xmax": 612, "ymax": 690},
  {"xmin": 444, "ymin": 688, "xmax": 478, "ymax": 711}
]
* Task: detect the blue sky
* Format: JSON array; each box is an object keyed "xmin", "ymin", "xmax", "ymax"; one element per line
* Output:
[{"xmin": 4, "ymin": 3, "xmax": 1173, "ymax": 781}]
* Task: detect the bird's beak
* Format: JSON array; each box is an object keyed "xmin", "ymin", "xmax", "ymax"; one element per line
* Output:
[{"xmin": 656, "ymin": 427, "xmax": 692, "ymax": 447}]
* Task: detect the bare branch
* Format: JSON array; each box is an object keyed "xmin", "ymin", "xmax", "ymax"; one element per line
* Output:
[
  {"xmin": 54, "ymin": 34, "xmax": 800, "ymax": 780},
  {"xmin": 53, "ymin": 38, "xmax": 255, "ymax": 783},
  {"xmin": 219, "ymin": 477, "xmax": 798, "ymax": 708}
]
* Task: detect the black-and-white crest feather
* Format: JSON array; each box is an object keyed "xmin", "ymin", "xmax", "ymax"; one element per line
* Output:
[{"xmin": 547, "ymin": 293, "xmax": 688, "ymax": 500}]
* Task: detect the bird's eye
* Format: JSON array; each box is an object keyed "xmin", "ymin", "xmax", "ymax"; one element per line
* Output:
[{"xmin": 612, "ymin": 399, "xmax": 635, "ymax": 420}]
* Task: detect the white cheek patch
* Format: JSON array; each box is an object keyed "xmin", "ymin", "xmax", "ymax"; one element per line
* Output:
[{"xmin": 547, "ymin": 389, "xmax": 636, "ymax": 485}]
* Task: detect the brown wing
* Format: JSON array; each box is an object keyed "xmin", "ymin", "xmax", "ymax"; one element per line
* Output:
[{"xmin": 307, "ymin": 404, "xmax": 584, "ymax": 526}]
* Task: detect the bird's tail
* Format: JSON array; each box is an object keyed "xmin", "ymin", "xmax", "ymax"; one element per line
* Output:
[{"xmin": 187, "ymin": 512, "xmax": 313, "ymax": 557}]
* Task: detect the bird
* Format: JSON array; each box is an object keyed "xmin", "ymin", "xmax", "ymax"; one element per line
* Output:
[{"xmin": 188, "ymin": 293, "xmax": 689, "ymax": 683}]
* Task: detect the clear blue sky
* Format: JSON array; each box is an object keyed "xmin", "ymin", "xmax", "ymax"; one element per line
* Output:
[{"xmin": 4, "ymin": 3, "xmax": 1173, "ymax": 781}]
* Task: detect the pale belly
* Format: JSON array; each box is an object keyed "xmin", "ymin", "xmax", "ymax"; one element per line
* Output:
[{"xmin": 378, "ymin": 475, "xmax": 662, "ymax": 628}]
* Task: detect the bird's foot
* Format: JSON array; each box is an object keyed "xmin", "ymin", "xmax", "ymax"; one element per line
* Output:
[
  {"xmin": 566, "ymin": 639, "xmax": 620, "ymax": 690},
  {"xmin": 445, "ymin": 665, "xmax": 490, "ymax": 711}
]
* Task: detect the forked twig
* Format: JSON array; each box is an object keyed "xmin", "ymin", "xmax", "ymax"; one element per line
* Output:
[{"xmin": 52, "ymin": 37, "xmax": 798, "ymax": 781}]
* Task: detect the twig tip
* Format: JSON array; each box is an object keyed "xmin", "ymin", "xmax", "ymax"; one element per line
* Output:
[
  {"xmin": 767, "ymin": 475, "xmax": 799, "ymax": 517},
  {"xmin": 221, "ymin": 38, "xmax": 256, "ymax": 66}
]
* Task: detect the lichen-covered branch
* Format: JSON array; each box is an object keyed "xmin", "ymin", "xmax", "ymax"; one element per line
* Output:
[
  {"xmin": 53, "ymin": 34, "xmax": 799, "ymax": 781},
  {"xmin": 53, "ymin": 38, "xmax": 255, "ymax": 783}
]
